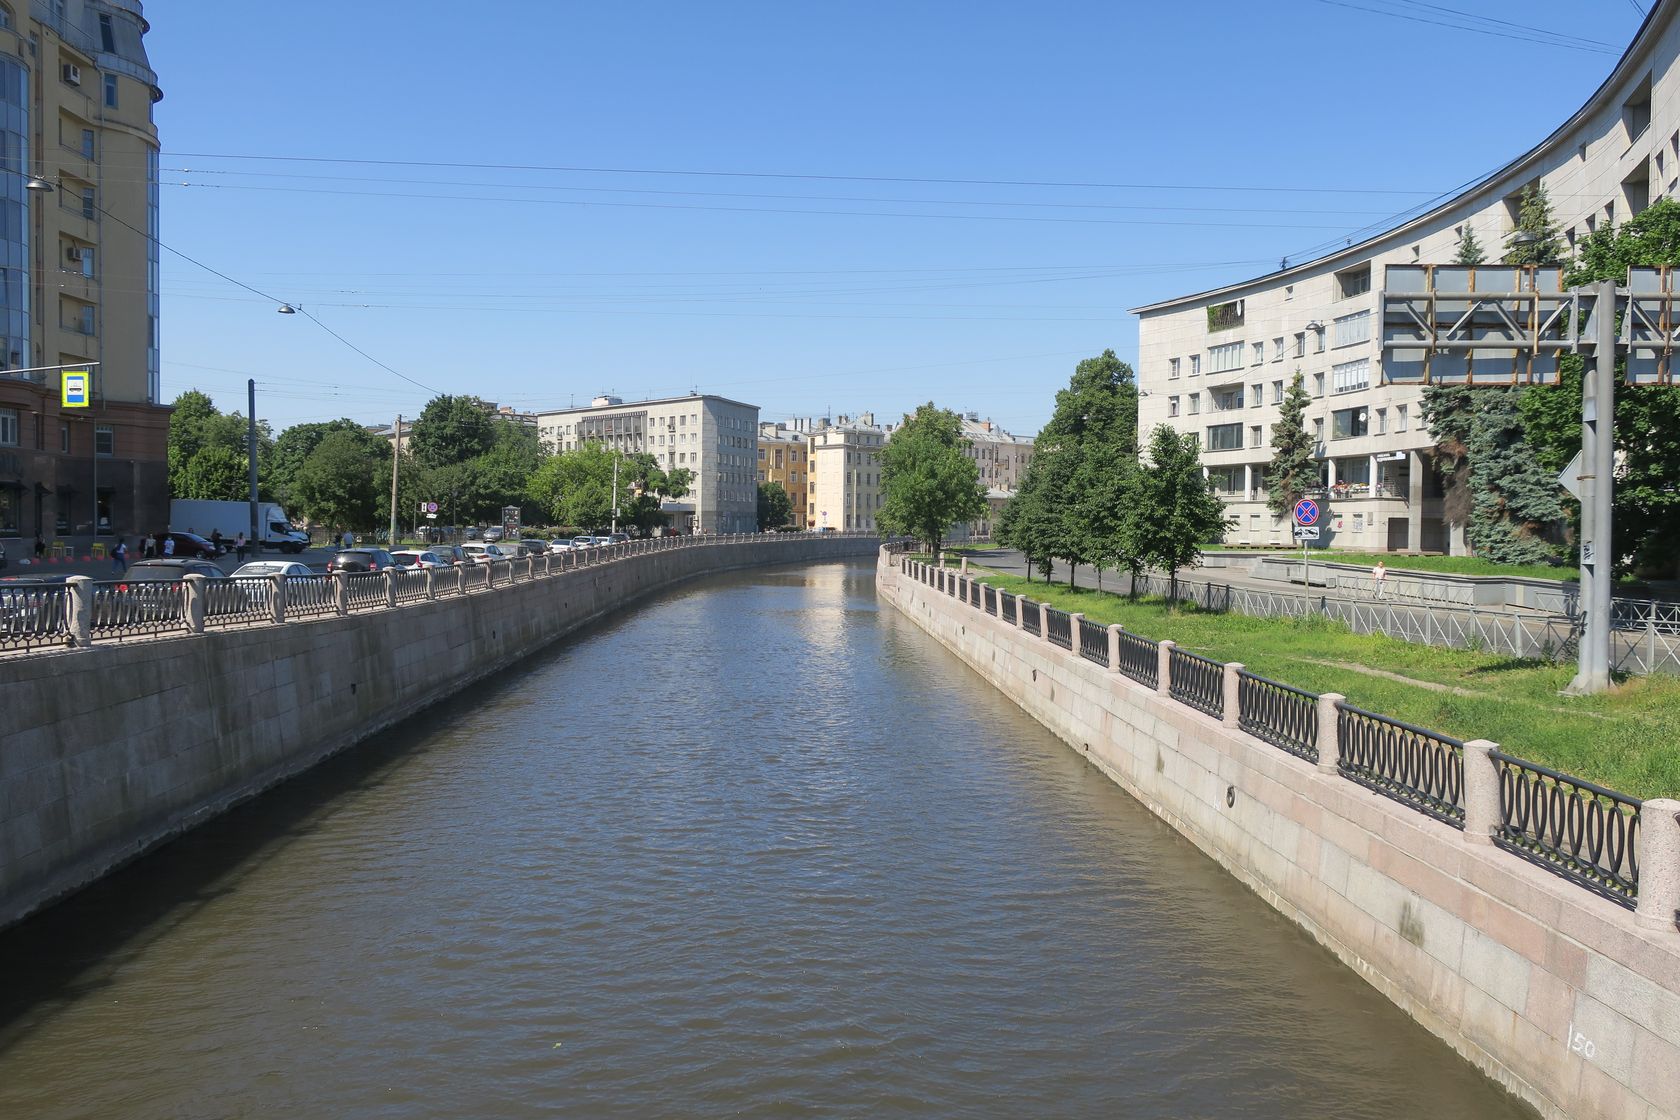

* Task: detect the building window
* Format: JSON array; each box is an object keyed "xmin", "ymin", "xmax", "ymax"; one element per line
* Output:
[
  {"xmin": 1208, "ymin": 342, "xmax": 1243, "ymax": 374},
  {"xmin": 1313, "ymin": 417, "xmax": 1324, "ymax": 442},
  {"xmin": 1251, "ymin": 342, "xmax": 1264, "ymax": 365},
  {"xmin": 1335, "ymin": 265, "xmax": 1371, "ymax": 300},
  {"xmin": 1312, "ymin": 373, "xmax": 1325, "ymax": 397},
  {"xmin": 1294, "ymin": 333, "xmax": 1306, "ymax": 358},
  {"xmin": 99, "ymin": 12, "xmax": 115, "ymax": 50},
  {"xmin": 1284, "ymin": 285, "xmax": 1294, "ymax": 301},
  {"xmin": 80, "ymin": 129, "xmax": 94, "ymax": 159},
  {"xmin": 0, "ymin": 406, "xmax": 16, "ymax": 445},
  {"xmin": 1353, "ymin": 513, "xmax": 1365, "ymax": 533},
  {"xmin": 1189, "ymin": 355, "xmax": 1201, "ymax": 376},
  {"xmin": 103, "ymin": 73, "xmax": 117, "ymax": 108},
  {"xmin": 1397, "ymin": 404, "xmax": 1408, "ymax": 432},
  {"xmin": 1314, "ymin": 329, "xmax": 1326, "ymax": 354},
  {"xmin": 82, "ymin": 188, "xmax": 95, "ymax": 218},
  {"xmin": 1250, "ymin": 383, "xmax": 1262, "ymax": 408},
  {"xmin": 1206, "ymin": 423, "xmax": 1243, "ymax": 451},
  {"xmin": 59, "ymin": 423, "xmax": 69, "ymax": 452},
  {"xmin": 1272, "ymin": 337, "xmax": 1284, "ymax": 361},
  {"xmin": 1333, "ymin": 310, "xmax": 1371, "ymax": 348},
  {"xmin": 1272, "ymin": 380, "xmax": 1284, "ymax": 403},
  {"xmin": 1207, "ymin": 299, "xmax": 1244, "ymax": 332},
  {"xmin": 1168, "ymin": 395, "xmax": 1180, "ymax": 417},
  {"xmin": 1168, "ymin": 357, "xmax": 1179, "ymax": 380},
  {"xmin": 1331, "ymin": 407, "xmax": 1369, "ymax": 440},
  {"xmin": 1249, "ymin": 425, "xmax": 1262, "ymax": 448},
  {"xmin": 95, "ymin": 424, "xmax": 113, "ymax": 456},
  {"xmin": 1331, "ymin": 358, "xmax": 1369, "ymax": 394},
  {"xmin": 1188, "ymin": 393, "xmax": 1200, "ymax": 415}
]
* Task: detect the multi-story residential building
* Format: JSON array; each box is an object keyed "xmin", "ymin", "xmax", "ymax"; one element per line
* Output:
[
  {"xmin": 537, "ymin": 393, "xmax": 759, "ymax": 532},
  {"xmin": 756, "ymin": 422, "xmax": 808, "ymax": 527},
  {"xmin": 803, "ymin": 413, "xmax": 885, "ymax": 531},
  {"xmin": 949, "ymin": 412, "xmax": 1036, "ymax": 540},
  {"xmin": 0, "ymin": 0, "xmax": 163, "ymax": 546},
  {"xmin": 1131, "ymin": 1, "xmax": 1680, "ymax": 554}
]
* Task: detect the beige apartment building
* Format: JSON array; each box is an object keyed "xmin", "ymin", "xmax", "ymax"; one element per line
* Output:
[
  {"xmin": 0, "ymin": 0, "xmax": 163, "ymax": 545},
  {"xmin": 537, "ymin": 393, "xmax": 760, "ymax": 533},
  {"xmin": 756, "ymin": 422, "xmax": 807, "ymax": 526},
  {"xmin": 1133, "ymin": 1, "xmax": 1680, "ymax": 554},
  {"xmin": 803, "ymin": 414, "xmax": 885, "ymax": 531}
]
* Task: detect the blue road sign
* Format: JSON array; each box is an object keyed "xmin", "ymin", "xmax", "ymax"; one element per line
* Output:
[{"xmin": 1293, "ymin": 498, "xmax": 1320, "ymax": 526}]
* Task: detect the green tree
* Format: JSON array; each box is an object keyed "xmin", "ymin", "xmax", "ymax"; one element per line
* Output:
[
  {"xmin": 268, "ymin": 419, "xmax": 371, "ymax": 509},
  {"xmin": 291, "ymin": 430, "xmax": 383, "ymax": 531},
  {"xmin": 996, "ymin": 475, "xmax": 1057, "ymax": 582},
  {"xmin": 1464, "ymin": 389, "xmax": 1564, "ymax": 563},
  {"xmin": 175, "ymin": 445, "xmax": 248, "ymax": 502},
  {"xmin": 1504, "ymin": 184, "xmax": 1562, "ymax": 265},
  {"xmin": 1265, "ymin": 371, "xmax": 1316, "ymax": 522},
  {"xmin": 408, "ymin": 395, "xmax": 496, "ymax": 471},
  {"xmin": 877, "ymin": 403, "xmax": 986, "ymax": 553},
  {"xmin": 529, "ymin": 443, "xmax": 616, "ymax": 530},
  {"xmin": 757, "ymin": 481, "xmax": 793, "ymax": 531},
  {"xmin": 1135, "ymin": 425, "xmax": 1231, "ymax": 598},
  {"xmin": 1455, "ymin": 225, "xmax": 1487, "ymax": 265},
  {"xmin": 1420, "ymin": 383, "xmax": 1475, "ymax": 539},
  {"xmin": 167, "ymin": 389, "xmax": 269, "ymax": 498}
]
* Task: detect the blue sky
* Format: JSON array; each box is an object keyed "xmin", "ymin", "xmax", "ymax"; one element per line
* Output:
[{"xmin": 146, "ymin": 0, "xmax": 1646, "ymax": 435}]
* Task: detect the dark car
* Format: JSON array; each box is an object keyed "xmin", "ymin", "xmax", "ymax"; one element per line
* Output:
[
  {"xmin": 326, "ymin": 548, "xmax": 396, "ymax": 573},
  {"xmin": 125, "ymin": 558, "xmax": 228, "ymax": 582},
  {"xmin": 154, "ymin": 532, "xmax": 222, "ymax": 559},
  {"xmin": 0, "ymin": 574, "xmax": 71, "ymax": 638},
  {"xmin": 104, "ymin": 559, "xmax": 231, "ymax": 623}
]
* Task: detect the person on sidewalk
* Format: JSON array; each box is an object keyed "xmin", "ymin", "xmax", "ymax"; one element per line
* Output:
[
  {"xmin": 33, "ymin": 532, "xmax": 44, "ymax": 560},
  {"xmin": 1373, "ymin": 560, "xmax": 1388, "ymax": 600},
  {"xmin": 234, "ymin": 532, "xmax": 247, "ymax": 563},
  {"xmin": 162, "ymin": 535, "xmax": 175, "ymax": 557},
  {"xmin": 111, "ymin": 537, "xmax": 128, "ymax": 576}
]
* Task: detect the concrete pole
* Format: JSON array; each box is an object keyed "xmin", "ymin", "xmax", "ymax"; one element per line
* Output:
[
  {"xmin": 1569, "ymin": 280, "xmax": 1617, "ymax": 694},
  {"xmin": 389, "ymin": 415, "xmax": 401, "ymax": 551},
  {"xmin": 1315, "ymin": 693, "xmax": 1344, "ymax": 774},
  {"xmin": 1634, "ymin": 800, "xmax": 1680, "ymax": 931},
  {"xmin": 1461, "ymin": 739, "xmax": 1502, "ymax": 844},
  {"xmin": 247, "ymin": 378, "xmax": 260, "ymax": 555}
]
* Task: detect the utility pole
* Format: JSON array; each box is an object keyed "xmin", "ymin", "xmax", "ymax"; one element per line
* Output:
[
  {"xmin": 389, "ymin": 414, "xmax": 401, "ymax": 548},
  {"xmin": 610, "ymin": 451, "xmax": 620, "ymax": 535},
  {"xmin": 1568, "ymin": 281, "xmax": 1617, "ymax": 694},
  {"xmin": 247, "ymin": 379, "xmax": 259, "ymax": 555}
]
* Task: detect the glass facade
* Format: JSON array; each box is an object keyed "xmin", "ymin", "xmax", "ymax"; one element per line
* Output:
[
  {"xmin": 0, "ymin": 57, "xmax": 27, "ymax": 372},
  {"xmin": 147, "ymin": 147, "xmax": 160, "ymax": 401}
]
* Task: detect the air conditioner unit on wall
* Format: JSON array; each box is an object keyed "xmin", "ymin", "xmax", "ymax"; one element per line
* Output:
[
  {"xmin": 61, "ymin": 63, "xmax": 80, "ymax": 86},
  {"xmin": 65, "ymin": 246, "xmax": 83, "ymax": 262}
]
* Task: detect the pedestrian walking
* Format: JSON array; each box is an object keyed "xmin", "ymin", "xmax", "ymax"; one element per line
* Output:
[
  {"xmin": 211, "ymin": 528, "xmax": 223, "ymax": 555},
  {"xmin": 235, "ymin": 532, "xmax": 247, "ymax": 563},
  {"xmin": 111, "ymin": 537, "xmax": 128, "ymax": 576},
  {"xmin": 1373, "ymin": 560, "xmax": 1387, "ymax": 600},
  {"xmin": 162, "ymin": 535, "xmax": 175, "ymax": 557},
  {"xmin": 143, "ymin": 533, "xmax": 156, "ymax": 559},
  {"xmin": 342, "ymin": 528, "xmax": 354, "ymax": 550},
  {"xmin": 33, "ymin": 532, "xmax": 44, "ymax": 559}
]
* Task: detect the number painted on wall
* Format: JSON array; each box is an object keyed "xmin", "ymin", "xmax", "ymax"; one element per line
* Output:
[{"xmin": 1565, "ymin": 1022, "xmax": 1597, "ymax": 1060}]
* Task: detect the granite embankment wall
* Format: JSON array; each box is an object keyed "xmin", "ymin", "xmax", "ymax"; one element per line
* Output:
[
  {"xmin": 878, "ymin": 550, "xmax": 1680, "ymax": 1120},
  {"xmin": 0, "ymin": 536, "xmax": 877, "ymax": 930}
]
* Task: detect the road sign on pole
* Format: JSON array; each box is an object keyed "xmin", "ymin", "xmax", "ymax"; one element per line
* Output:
[
  {"xmin": 1293, "ymin": 498, "xmax": 1320, "ymax": 526},
  {"xmin": 1292, "ymin": 525, "xmax": 1321, "ymax": 542}
]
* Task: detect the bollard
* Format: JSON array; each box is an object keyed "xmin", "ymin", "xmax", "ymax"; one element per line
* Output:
[
  {"xmin": 424, "ymin": 566, "xmax": 437, "ymax": 601},
  {"xmin": 333, "ymin": 570, "xmax": 350, "ymax": 616},
  {"xmin": 384, "ymin": 568, "xmax": 398, "ymax": 608},
  {"xmin": 183, "ymin": 574, "xmax": 207, "ymax": 634},
  {"xmin": 1107, "ymin": 624, "xmax": 1122, "ymax": 672},
  {"xmin": 1157, "ymin": 639, "xmax": 1175, "ymax": 696},
  {"xmin": 270, "ymin": 572, "xmax": 286, "ymax": 624},
  {"xmin": 1460, "ymin": 739, "xmax": 1502, "ymax": 845},
  {"xmin": 1635, "ymin": 800, "xmax": 1680, "ymax": 931},
  {"xmin": 66, "ymin": 575, "xmax": 93, "ymax": 647},
  {"xmin": 1315, "ymin": 693, "xmax": 1345, "ymax": 774},
  {"xmin": 1222, "ymin": 662, "xmax": 1244, "ymax": 727}
]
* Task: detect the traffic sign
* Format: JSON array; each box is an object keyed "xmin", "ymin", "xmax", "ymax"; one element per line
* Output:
[
  {"xmin": 61, "ymin": 370, "xmax": 89, "ymax": 408},
  {"xmin": 1292, "ymin": 524, "xmax": 1321, "ymax": 542},
  {"xmin": 1293, "ymin": 498, "xmax": 1320, "ymax": 526}
]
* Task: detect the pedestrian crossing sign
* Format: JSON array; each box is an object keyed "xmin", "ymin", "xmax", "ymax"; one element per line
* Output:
[{"xmin": 61, "ymin": 370, "xmax": 89, "ymax": 407}]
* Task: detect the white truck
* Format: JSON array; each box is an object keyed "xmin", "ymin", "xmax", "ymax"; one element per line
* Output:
[{"xmin": 168, "ymin": 500, "xmax": 311, "ymax": 553}]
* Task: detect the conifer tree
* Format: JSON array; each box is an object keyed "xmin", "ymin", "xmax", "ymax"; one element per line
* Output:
[{"xmin": 1265, "ymin": 372, "xmax": 1316, "ymax": 522}]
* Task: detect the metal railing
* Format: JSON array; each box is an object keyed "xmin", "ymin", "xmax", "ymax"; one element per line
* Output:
[
  {"xmin": 1337, "ymin": 705, "xmax": 1465, "ymax": 827},
  {"xmin": 1168, "ymin": 647, "xmax": 1223, "ymax": 716},
  {"xmin": 203, "ymin": 577, "xmax": 270, "ymax": 629},
  {"xmin": 90, "ymin": 580, "xmax": 182, "ymax": 639},
  {"xmin": 1045, "ymin": 607, "xmax": 1073, "ymax": 649},
  {"xmin": 968, "ymin": 581, "xmax": 982, "ymax": 608},
  {"xmin": 1237, "ymin": 671, "xmax": 1319, "ymax": 762},
  {"xmin": 0, "ymin": 582, "xmax": 70, "ymax": 651},
  {"xmin": 983, "ymin": 585, "xmax": 998, "ymax": 616},
  {"xmin": 1021, "ymin": 599, "xmax": 1041, "ymax": 636},
  {"xmin": 1489, "ymin": 751, "xmax": 1641, "ymax": 908},
  {"xmin": 1000, "ymin": 591, "xmax": 1018, "ymax": 625},
  {"xmin": 1115, "ymin": 630, "xmax": 1158, "ymax": 688},
  {"xmin": 1078, "ymin": 618, "xmax": 1109, "ymax": 666}
]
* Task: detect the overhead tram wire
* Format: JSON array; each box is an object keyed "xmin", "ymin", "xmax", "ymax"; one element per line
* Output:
[{"xmin": 1306, "ymin": 0, "xmax": 1620, "ymax": 53}]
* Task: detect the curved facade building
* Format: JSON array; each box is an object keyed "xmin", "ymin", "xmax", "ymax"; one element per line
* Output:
[
  {"xmin": 0, "ymin": 0, "xmax": 163, "ymax": 548},
  {"xmin": 1132, "ymin": 0, "xmax": 1680, "ymax": 555}
]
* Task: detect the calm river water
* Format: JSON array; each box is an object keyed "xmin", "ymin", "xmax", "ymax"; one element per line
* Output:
[{"xmin": 0, "ymin": 561, "xmax": 1530, "ymax": 1118}]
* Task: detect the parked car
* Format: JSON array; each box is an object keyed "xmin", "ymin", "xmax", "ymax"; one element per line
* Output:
[
  {"xmin": 461, "ymin": 542, "xmax": 509, "ymax": 564},
  {"xmin": 431, "ymin": 544, "xmax": 468, "ymax": 565},
  {"xmin": 482, "ymin": 527, "xmax": 505, "ymax": 543},
  {"xmin": 230, "ymin": 560, "xmax": 314, "ymax": 580},
  {"xmin": 570, "ymin": 535, "xmax": 598, "ymax": 550},
  {"xmin": 604, "ymin": 532, "xmax": 630, "ymax": 546},
  {"xmin": 126, "ymin": 558, "xmax": 228, "ymax": 582},
  {"xmin": 153, "ymin": 531, "xmax": 223, "ymax": 559},
  {"xmin": 516, "ymin": 538, "xmax": 549, "ymax": 557},
  {"xmin": 465, "ymin": 526, "xmax": 482, "ymax": 541},
  {"xmin": 547, "ymin": 538, "xmax": 575, "ymax": 554},
  {"xmin": 326, "ymin": 548, "xmax": 396, "ymax": 573},
  {"xmin": 391, "ymin": 549, "xmax": 451, "ymax": 569}
]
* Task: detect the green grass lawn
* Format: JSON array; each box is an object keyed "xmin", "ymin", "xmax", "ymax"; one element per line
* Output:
[
  {"xmin": 963, "ymin": 568, "xmax": 1680, "ymax": 799},
  {"xmin": 1202, "ymin": 547, "xmax": 1578, "ymax": 582}
]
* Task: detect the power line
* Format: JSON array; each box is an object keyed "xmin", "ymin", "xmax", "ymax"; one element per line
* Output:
[{"xmin": 1306, "ymin": 0, "xmax": 1619, "ymax": 53}]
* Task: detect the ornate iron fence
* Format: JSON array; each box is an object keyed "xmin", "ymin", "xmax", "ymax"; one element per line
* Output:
[
  {"xmin": 1168, "ymin": 647, "xmax": 1223, "ymax": 717},
  {"xmin": 1045, "ymin": 607, "xmax": 1072, "ymax": 649},
  {"xmin": 1115, "ymin": 630, "xmax": 1158, "ymax": 688},
  {"xmin": 1000, "ymin": 591, "xmax": 1018, "ymax": 626},
  {"xmin": 1337, "ymin": 704, "xmax": 1465, "ymax": 827},
  {"xmin": 1237, "ymin": 671, "xmax": 1318, "ymax": 762},
  {"xmin": 344, "ymin": 572, "xmax": 386, "ymax": 610},
  {"xmin": 968, "ymin": 580, "xmax": 982, "ymax": 608},
  {"xmin": 1078, "ymin": 618, "xmax": 1109, "ymax": 666},
  {"xmin": 90, "ymin": 580, "xmax": 183, "ymax": 639},
  {"xmin": 203, "ymin": 577, "xmax": 271, "ymax": 629},
  {"xmin": 1020, "ymin": 599, "xmax": 1041, "ymax": 636},
  {"xmin": 983, "ymin": 585, "xmax": 997, "ymax": 616},
  {"xmin": 0, "ymin": 581, "xmax": 70, "ymax": 651},
  {"xmin": 1489, "ymin": 751, "xmax": 1641, "ymax": 908},
  {"xmin": 287, "ymin": 575, "xmax": 338, "ymax": 618}
]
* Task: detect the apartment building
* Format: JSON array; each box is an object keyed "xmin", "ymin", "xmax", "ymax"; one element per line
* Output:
[
  {"xmin": 537, "ymin": 392, "xmax": 760, "ymax": 533},
  {"xmin": 803, "ymin": 414, "xmax": 885, "ymax": 531},
  {"xmin": 1132, "ymin": 0, "xmax": 1680, "ymax": 554},
  {"xmin": 0, "ymin": 0, "xmax": 163, "ymax": 545},
  {"xmin": 756, "ymin": 422, "xmax": 808, "ymax": 526}
]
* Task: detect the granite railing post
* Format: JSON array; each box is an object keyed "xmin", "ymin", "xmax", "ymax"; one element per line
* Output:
[
  {"xmin": 486, "ymin": 561, "xmax": 497, "ymax": 589},
  {"xmin": 1040, "ymin": 601, "xmax": 1051, "ymax": 643},
  {"xmin": 1634, "ymin": 800, "xmax": 1680, "ymax": 931},
  {"xmin": 525, "ymin": 555, "xmax": 535, "ymax": 580},
  {"xmin": 384, "ymin": 568, "xmax": 398, "ymax": 608},
  {"xmin": 270, "ymin": 572, "xmax": 286, "ymax": 624},
  {"xmin": 183, "ymin": 574, "xmax": 207, "ymax": 634},
  {"xmin": 1016, "ymin": 596, "xmax": 1029, "ymax": 630},
  {"xmin": 1107, "ymin": 624, "xmax": 1122, "ymax": 671},
  {"xmin": 1315, "ymin": 693, "xmax": 1344, "ymax": 774},
  {"xmin": 1461, "ymin": 739, "xmax": 1502, "ymax": 845},
  {"xmin": 455, "ymin": 562, "xmax": 468, "ymax": 595},
  {"xmin": 333, "ymin": 571, "xmax": 350, "ymax": 616},
  {"xmin": 961, "ymin": 556, "xmax": 969, "ymax": 575},
  {"xmin": 66, "ymin": 575, "xmax": 92, "ymax": 647},
  {"xmin": 1068, "ymin": 611, "xmax": 1084, "ymax": 651},
  {"xmin": 1222, "ymin": 662, "xmax": 1244, "ymax": 728},
  {"xmin": 1156, "ymin": 639, "xmax": 1175, "ymax": 696},
  {"xmin": 424, "ymin": 566, "xmax": 437, "ymax": 601}
]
